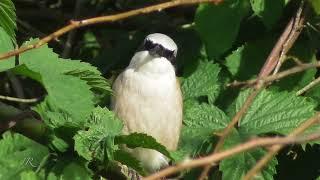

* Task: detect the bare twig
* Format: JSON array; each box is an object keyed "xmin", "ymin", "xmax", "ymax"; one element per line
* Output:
[
  {"xmin": 0, "ymin": 0, "xmax": 222, "ymax": 60},
  {"xmin": 0, "ymin": 95, "xmax": 39, "ymax": 103},
  {"xmin": 243, "ymin": 112, "xmax": 320, "ymax": 180},
  {"xmin": 296, "ymin": 76, "xmax": 320, "ymax": 95},
  {"xmin": 144, "ymin": 128, "xmax": 320, "ymax": 180},
  {"xmin": 259, "ymin": 1, "xmax": 306, "ymax": 78},
  {"xmin": 198, "ymin": 4, "xmax": 308, "ymax": 179},
  {"xmin": 227, "ymin": 61, "xmax": 320, "ymax": 87},
  {"xmin": 272, "ymin": 1, "xmax": 305, "ymax": 75}
]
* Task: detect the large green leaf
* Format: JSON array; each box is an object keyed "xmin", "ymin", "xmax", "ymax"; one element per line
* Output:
[
  {"xmin": 179, "ymin": 100, "xmax": 229, "ymax": 154},
  {"xmin": 0, "ymin": 132, "xmax": 49, "ymax": 180},
  {"xmin": 195, "ymin": 0, "xmax": 249, "ymax": 58},
  {"xmin": 0, "ymin": 0, "xmax": 16, "ymax": 41},
  {"xmin": 182, "ymin": 61, "xmax": 221, "ymax": 104},
  {"xmin": 229, "ymin": 89, "xmax": 316, "ymax": 135},
  {"xmin": 14, "ymin": 40, "xmax": 109, "ymax": 128}
]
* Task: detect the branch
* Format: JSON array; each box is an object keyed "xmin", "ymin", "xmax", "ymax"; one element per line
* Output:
[
  {"xmin": 227, "ymin": 61, "xmax": 320, "ymax": 87},
  {"xmin": 296, "ymin": 76, "xmax": 320, "ymax": 95},
  {"xmin": 272, "ymin": 1, "xmax": 305, "ymax": 75},
  {"xmin": 198, "ymin": 3, "xmax": 307, "ymax": 179},
  {"xmin": 243, "ymin": 112, "xmax": 320, "ymax": 180},
  {"xmin": 259, "ymin": 1, "xmax": 306, "ymax": 78},
  {"xmin": 143, "ymin": 126, "xmax": 320, "ymax": 180},
  {"xmin": 0, "ymin": 0, "xmax": 222, "ymax": 60},
  {"xmin": 0, "ymin": 95, "xmax": 40, "ymax": 103}
]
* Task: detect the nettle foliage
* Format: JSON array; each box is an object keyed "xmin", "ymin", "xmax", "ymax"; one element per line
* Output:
[{"xmin": 0, "ymin": 0, "xmax": 320, "ymax": 179}]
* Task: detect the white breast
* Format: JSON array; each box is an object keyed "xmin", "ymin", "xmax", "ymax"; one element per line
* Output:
[{"xmin": 111, "ymin": 51, "xmax": 182, "ymax": 173}]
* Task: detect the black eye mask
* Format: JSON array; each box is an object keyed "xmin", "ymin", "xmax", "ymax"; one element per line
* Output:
[{"xmin": 142, "ymin": 39, "xmax": 176, "ymax": 62}]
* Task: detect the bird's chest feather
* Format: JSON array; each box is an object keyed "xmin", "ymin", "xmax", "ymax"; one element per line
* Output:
[{"xmin": 112, "ymin": 69, "xmax": 181, "ymax": 146}]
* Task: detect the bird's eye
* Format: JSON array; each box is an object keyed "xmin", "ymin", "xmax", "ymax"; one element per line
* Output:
[
  {"xmin": 144, "ymin": 40, "xmax": 155, "ymax": 51},
  {"xmin": 162, "ymin": 49, "xmax": 175, "ymax": 61}
]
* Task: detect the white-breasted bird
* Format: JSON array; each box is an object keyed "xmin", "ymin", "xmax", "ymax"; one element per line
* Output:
[{"xmin": 111, "ymin": 33, "xmax": 183, "ymax": 173}]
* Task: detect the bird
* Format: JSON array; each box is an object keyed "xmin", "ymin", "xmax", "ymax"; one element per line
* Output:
[{"xmin": 111, "ymin": 33, "xmax": 183, "ymax": 174}]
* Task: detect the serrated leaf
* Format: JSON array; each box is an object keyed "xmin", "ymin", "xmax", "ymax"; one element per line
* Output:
[
  {"xmin": 0, "ymin": 131, "xmax": 49, "ymax": 180},
  {"xmin": 195, "ymin": 1, "xmax": 249, "ymax": 58},
  {"xmin": 309, "ymin": 0, "xmax": 320, "ymax": 14},
  {"xmin": 250, "ymin": 0, "xmax": 284, "ymax": 28},
  {"xmin": 180, "ymin": 101, "xmax": 228, "ymax": 154},
  {"xmin": 11, "ymin": 40, "xmax": 105, "ymax": 130},
  {"xmin": 74, "ymin": 107, "xmax": 123, "ymax": 161},
  {"xmin": 220, "ymin": 131, "xmax": 277, "ymax": 180},
  {"xmin": 182, "ymin": 62, "xmax": 221, "ymax": 103},
  {"xmin": 0, "ymin": 0, "xmax": 16, "ymax": 41},
  {"xmin": 230, "ymin": 89, "xmax": 316, "ymax": 135},
  {"xmin": 115, "ymin": 133, "xmax": 172, "ymax": 160}
]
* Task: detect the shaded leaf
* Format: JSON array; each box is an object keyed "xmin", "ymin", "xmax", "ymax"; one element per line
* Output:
[
  {"xmin": 182, "ymin": 61, "xmax": 221, "ymax": 103},
  {"xmin": 195, "ymin": 0, "xmax": 249, "ymax": 58}
]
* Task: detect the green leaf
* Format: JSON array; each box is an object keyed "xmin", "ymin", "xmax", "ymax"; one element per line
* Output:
[
  {"xmin": 179, "ymin": 100, "xmax": 228, "ymax": 154},
  {"xmin": 224, "ymin": 36, "xmax": 275, "ymax": 80},
  {"xmin": 114, "ymin": 150, "xmax": 145, "ymax": 175},
  {"xmin": 41, "ymin": 158, "xmax": 92, "ymax": 180},
  {"xmin": 309, "ymin": 0, "xmax": 320, "ymax": 14},
  {"xmin": 61, "ymin": 161, "xmax": 92, "ymax": 180},
  {"xmin": 230, "ymin": 89, "xmax": 316, "ymax": 135},
  {"xmin": 250, "ymin": 0, "xmax": 285, "ymax": 28},
  {"xmin": 0, "ymin": 27, "xmax": 15, "ymax": 69},
  {"xmin": 273, "ymin": 39, "xmax": 317, "ymax": 91},
  {"xmin": 74, "ymin": 107, "xmax": 123, "ymax": 161},
  {"xmin": 20, "ymin": 171, "xmax": 40, "ymax": 180},
  {"xmin": 182, "ymin": 62, "xmax": 221, "ymax": 103},
  {"xmin": 0, "ymin": 0, "xmax": 16, "ymax": 41},
  {"xmin": 220, "ymin": 131, "xmax": 277, "ymax": 180},
  {"xmin": 184, "ymin": 102, "xmax": 229, "ymax": 135},
  {"xmin": 115, "ymin": 133, "xmax": 172, "ymax": 160},
  {"xmin": 0, "ymin": 131, "xmax": 49, "ymax": 180},
  {"xmin": 195, "ymin": 0, "xmax": 249, "ymax": 58},
  {"xmin": 11, "ymin": 40, "xmax": 103, "ymax": 129}
]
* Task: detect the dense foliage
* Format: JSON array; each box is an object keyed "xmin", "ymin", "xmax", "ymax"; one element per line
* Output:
[{"xmin": 0, "ymin": 0, "xmax": 320, "ymax": 179}]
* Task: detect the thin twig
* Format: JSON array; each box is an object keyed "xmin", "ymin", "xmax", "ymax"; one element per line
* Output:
[
  {"xmin": 227, "ymin": 61, "xmax": 320, "ymax": 87},
  {"xmin": 144, "ymin": 128, "xmax": 320, "ymax": 180},
  {"xmin": 296, "ymin": 76, "xmax": 320, "ymax": 95},
  {"xmin": 198, "ymin": 3, "xmax": 308, "ymax": 179},
  {"xmin": 0, "ymin": 95, "xmax": 40, "ymax": 103},
  {"xmin": 0, "ymin": 0, "xmax": 222, "ymax": 60},
  {"xmin": 242, "ymin": 112, "xmax": 320, "ymax": 180},
  {"xmin": 259, "ymin": 1, "xmax": 306, "ymax": 78},
  {"xmin": 272, "ymin": 1, "xmax": 305, "ymax": 75}
]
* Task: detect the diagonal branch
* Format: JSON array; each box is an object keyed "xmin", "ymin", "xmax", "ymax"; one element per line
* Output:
[{"xmin": 0, "ymin": 0, "xmax": 222, "ymax": 60}]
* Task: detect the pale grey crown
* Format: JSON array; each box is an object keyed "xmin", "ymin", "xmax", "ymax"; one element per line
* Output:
[{"xmin": 142, "ymin": 33, "xmax": 178, "ymax": 61}]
